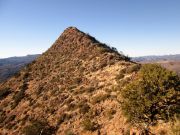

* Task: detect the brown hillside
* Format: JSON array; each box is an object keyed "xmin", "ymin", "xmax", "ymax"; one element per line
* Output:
[{"xmin": 0, "ymin": 27, "xmax": 138, "ymax": 135}]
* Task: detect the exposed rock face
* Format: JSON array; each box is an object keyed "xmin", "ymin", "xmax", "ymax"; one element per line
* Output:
[{"xmin": 0, "ymin": 27, "xmax": 136, "ymax": 135}]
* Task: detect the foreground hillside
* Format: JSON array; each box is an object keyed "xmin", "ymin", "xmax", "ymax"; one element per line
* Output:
[
  {"xmin": 0, "ymin": 55, "xmax": 39, "ymax": 82},
  {"xmin": 0, "ymin": 27, "xmax": 179, "ymax": 135}
]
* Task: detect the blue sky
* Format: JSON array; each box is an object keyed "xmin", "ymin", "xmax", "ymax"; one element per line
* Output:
[{"xmin": 0, "ymin": 0, "xmax": 180, "ymax": 58}]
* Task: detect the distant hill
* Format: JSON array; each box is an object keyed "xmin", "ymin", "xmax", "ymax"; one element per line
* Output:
[
  {"xmin": 132, "ymin": 54, "xmax": 180, "ymax": 62},
  {"xmin": 0, "ymin": 55, "xmax": 39, "ymax": 82},
  {"xmin": 132, "ymin": 54, "xmax": 180, "ymax": 76}
]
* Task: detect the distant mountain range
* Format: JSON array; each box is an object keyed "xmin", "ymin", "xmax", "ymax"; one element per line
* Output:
[
  {"xmin": 0, "ymin": 55, "xmax": 39, "ymax": 82},
  {"xmin": 132, "ymin": 54, "xmax": 180, "ymax": 62},
  {"xmin": 132, "ymin": 54, "xmax": 180, "ymax": 76}
]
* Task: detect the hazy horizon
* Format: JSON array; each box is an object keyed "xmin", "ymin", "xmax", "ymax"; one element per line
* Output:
[{"xmin": 0, "ymin": 0, "xmax": 180, "ymax": 58}]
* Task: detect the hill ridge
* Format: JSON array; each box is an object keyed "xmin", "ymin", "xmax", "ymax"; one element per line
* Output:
[{"xmin": 0, "ymin": 27, "xmax": 135, "ymax": 135}]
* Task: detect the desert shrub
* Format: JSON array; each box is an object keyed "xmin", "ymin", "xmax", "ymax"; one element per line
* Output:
[
  {"xmin": 120, "ymin": 64, "xmax": 180, "ymax": 128},
  {"xmin": 119, "ymin": 68, "xmax": 126, "ymax": 74},
  {"xmin": 86, "ymin": 86, "xmax": 95, "ymax": 93},
  {"xmin": 170, "ymin": 116, "xmax": 180, "ymax": 135},
  {"xmin": 74, "ymin": 77, "xmax": 82, "ymax": 84},
  {"xmin": 124, "ymin": 128, "xmax": 131, "ymax": 135},
  {"xmin": 5, "ymin": 122, "xmax": 16, "ymax": 129},
  {"xmin": 0, "ymin": 88, "xmax": 11, "ymax": 100},
  {"xmin": 22, "ymin": 120, "xmax": 55, "ymax": 135},
  {"xmin": 67, "ymin": 102, "xmax": 78, "ymax": 111},
  {"xmin": 0, "ymin": 110, "xmax": 6, "ymax": 124},
  {"xmin": 64, "ymin": 129, "xmax": 74, "ymax": 135},
  {"xmin": 124, "ymin": 55, "xmax": 131, "ymax": 61},
  {"xmin": 105, "ymin": 109, "xmax": 116, "ymax": 119},
  {"xmin": 125, "ymin": 64, "xmax": 141, "ymax": 74},
  {"xmin": 99, "ymin": 60, "xmax": 108, "ymax": 68},
  {"xmin": 82, "ymin": 118, "xmax": 98, "ymax": 131},
  {"xmin": 13, "ymin": 90, "xmax": 25, "ymax": 105},
  {"xmin": 57, "ymin": 113, "xmax": 72, "ymax": 126},
  {"xmin": 79, "ymin": 103, "xmax": 90, "ymax": 114},
  {"xmin": 115, "ymin": 73, "xmax": 125, "ymax": 80},
  {"xmin": 12, "ymin": 83, "xmax": 28, "ymax": 108},
  {"xmin": 6, "ymin": 115, "xmax": 16, "ymax": 123},
  {"xmin": 91, "ymin": 93, "xmax": 110, "ymax": 104},
  {"xmin": 117, "ymin": 77, "xmax": 131, "ymax": 88}
]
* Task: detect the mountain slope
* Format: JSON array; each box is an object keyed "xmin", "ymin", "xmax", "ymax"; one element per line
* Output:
[
  {"xmin": 0, "ymin": 27, "xmax": 137, "ymax": 135},
  {"xmin": 0, "ymin": 55, "xmax": 39, "ymax": 83}
]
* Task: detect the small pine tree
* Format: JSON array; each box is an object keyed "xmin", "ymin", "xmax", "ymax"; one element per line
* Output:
[{"xmin": 120, "ymin": 64, "xmax": 180, "ymax": 127}]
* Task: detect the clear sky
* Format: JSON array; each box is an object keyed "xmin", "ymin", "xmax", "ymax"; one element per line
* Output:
[{"xmin": 0, "ymin": 0, "xmax": 180, "ymax": 58}]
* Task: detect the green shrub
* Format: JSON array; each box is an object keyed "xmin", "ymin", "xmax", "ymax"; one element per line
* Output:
[
  {"xmin": 120, "ymin": 64, "xmax": 180, "ymax": 127},
  {"xmin": 0, "ymin": 88, "xmax": 11, "ymax": 100}
]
